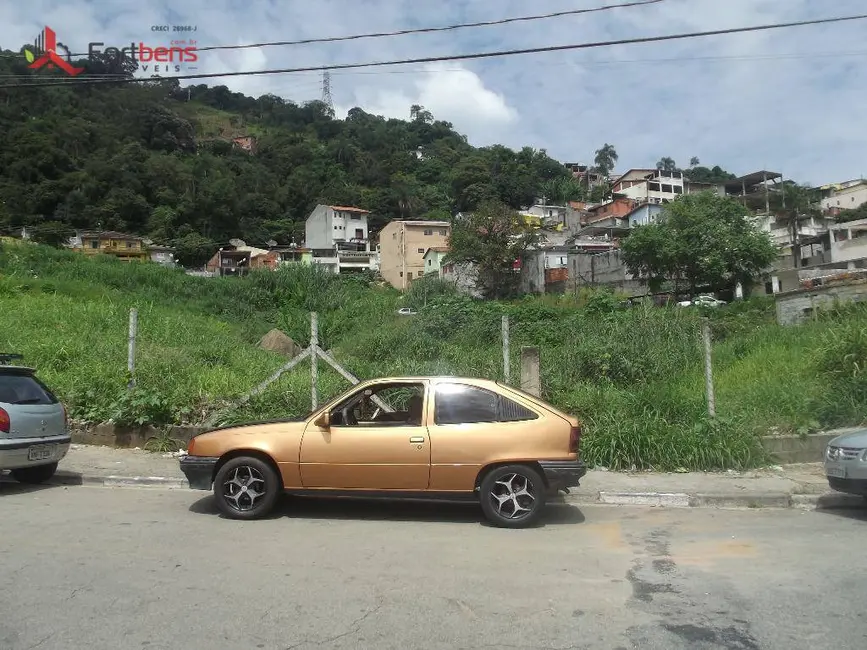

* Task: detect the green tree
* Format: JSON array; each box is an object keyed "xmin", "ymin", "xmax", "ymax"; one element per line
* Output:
[
  {"xmin": 594, "ymin": 143, "xmax": 618, "ymax": 177},
  {"xmin": 689, "ymin": 156, "xmax": 700, "ymax": 168},
  {"xmin": 446, "ymin": 201, "xmax": 540, "ymax": 299},
  {"xmin": 621, "ymin": 192, "xmax": 777, "ymax": 296},
  {"xmin": 656, "ymin": 156, "xmax": 677, "ymax": 172}
]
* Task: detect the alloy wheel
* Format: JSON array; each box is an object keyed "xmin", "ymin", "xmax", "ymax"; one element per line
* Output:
[
  {"xmin": 488, "ymin": 472, "xmax": 537, "ymax": 520},
  {"xmin": 222, "ymin": 465, "xmax": 267, "ymax": 512}
]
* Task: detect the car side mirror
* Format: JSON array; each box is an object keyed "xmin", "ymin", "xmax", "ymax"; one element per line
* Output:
[{"xmin": 314, "ymin": 412, "xmax": 330, "ymax": 428}]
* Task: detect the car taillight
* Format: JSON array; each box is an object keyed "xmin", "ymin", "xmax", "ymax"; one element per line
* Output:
[
  {"xmin": 0, "ymin": 407, "xmax": 9, "ymax": 434},
  {"xmin": 569, "ymin": 425, "xmax": 582, "ymax": 453}
]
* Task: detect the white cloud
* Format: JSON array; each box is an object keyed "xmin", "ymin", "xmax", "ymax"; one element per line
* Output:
[
  {"xmin": 336, "ymin": 63, "xmax": 518, "ymax": 141},
  {"xmin": 3, "ymin": 0, "xmax": 867, "ymax": 183}
]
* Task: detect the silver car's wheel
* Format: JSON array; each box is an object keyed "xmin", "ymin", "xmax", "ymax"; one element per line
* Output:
[
  {"xmin": 213, "ymin": 456, "xmax": 281, "ymax": 520},
  {"xmin": 479, "ymin": 465, "xmax": 547, "ymax": 528}
]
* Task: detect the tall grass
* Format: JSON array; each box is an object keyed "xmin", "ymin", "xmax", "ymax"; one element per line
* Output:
[{"xmin": 2, "ymin": 241, "xmax": 864, "ymax": 469}]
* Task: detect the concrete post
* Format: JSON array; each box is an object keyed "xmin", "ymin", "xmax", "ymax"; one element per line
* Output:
[
  {"xmin": 502, "ymin": 315, "xmax": 510, "ymax": 383},
  {"xmin": 520, "ymin": 346, "xmax": 541, "ymax": 397},
  {"xmin": 310, "ymin": 312, "xmax": 318, "ymax": 410},
  {"xmin": 701, "ymin": 318, "xmax": 716, "ymax": 418}
]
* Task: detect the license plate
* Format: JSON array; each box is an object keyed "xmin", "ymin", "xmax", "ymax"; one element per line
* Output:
[
  {"xmin": 27, "ymin": 445, "xmax": 54, "ymax": 462},
  {"xmin": 826, "ymin": 465, "xmax": 847, "ymax": 479}
]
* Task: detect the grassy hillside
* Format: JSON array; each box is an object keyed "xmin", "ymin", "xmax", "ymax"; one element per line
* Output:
[{"xmin": 2, "ymin": 242, "xmax": 864, "ymax": 470}]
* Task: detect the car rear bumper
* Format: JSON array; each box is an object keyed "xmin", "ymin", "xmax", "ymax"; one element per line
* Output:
[
  {"xmin": 0, "ymin": 435, "xmax": 71, "ymax": 471},
  {"xmin": 180, "ymin": 455, "xmax": 218, "ymax": 490},
  {"xmin": 828, "ymin": 476, "xmax": 867, "ymax": 496},
  {"xmin": 538, "ymin": 459, "xmax": 587, "ymax": 490}
]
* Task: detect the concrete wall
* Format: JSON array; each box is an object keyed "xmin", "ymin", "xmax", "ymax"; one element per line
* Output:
[
  {"xmin": 628, "ymin": 204, "xmax": 664, "ymax": 227},
  {"xmin": 568, "ymin": 250, "xmax": 645, "ymax": 295},
  {"xmin": 442, "ymin": 261, "xmax": 483, "ymax": 297},
  {"xmin": 775, "ymin": 279, "xmax": 867, "ymax": 325},
  {"xmin": 520, "ymin": 252, "xmax": 546, "ymax": 294},
  {"xmin": 304, "ymin": 204, "xmax": 332, "ymax": 249},
  {"xmin": 379, "ymin": 221, "xmax": 450, "ymax": 290}
]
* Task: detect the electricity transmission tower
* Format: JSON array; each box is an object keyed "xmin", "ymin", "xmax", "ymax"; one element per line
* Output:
[{"xmin": 321, "ymin": 70, "xmax": 333, "ymax": 111}]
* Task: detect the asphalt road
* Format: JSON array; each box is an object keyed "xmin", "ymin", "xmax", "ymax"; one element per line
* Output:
[{"xmin": 1, "ymin": 483, "xmax": 865, "ymax": 650}]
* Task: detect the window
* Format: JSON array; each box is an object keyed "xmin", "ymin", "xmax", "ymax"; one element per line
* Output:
[
  {"xmin": 126, "ymin": 241, "xmax": 134, "ymax": 248},
  {"xmin": 111, "ymin": 240, "xmax": 118, "ymax": 248},
  {"xmin": 428, "ymin": 259, "xmax": 432, "ymax": 266},
  {"xmin": 351, "ymin": 214, "xmax": 361, "ymax": 219},
  {"xmin": 418, "ymin": 248, "xmax": 425, "ymax": 253},
  {"xmin": 439, "ymin": 229, "xmax": 447, "ymax": 236},
  {"xmin": 661, "ymin": 184, "xmax": 672, "ymax": 193},
  {"xmin": 424, "ymin": 229, "xmax": 433, "ymax": 236},
  {"xmin": 435, "ymin": 384, "xmax": 498, "ymax": 424},
  {"xmin": 329, "ymin": 383, "xmax": 426, "ymax": 427},
  {"xmin": 90, "ymin": 240, "xmax": 99, "ymax": 249},
  {"xmin": 433, "ymin": 383, "xmax": 538, "ymax": 425},
  {"xmin": 648, "ymin": 182, "xmax": 661, "ymax": 191},
  {"xmin": 407, "ymin": 272, "xmax": 413, "ymax": 280},
  {"xmin": 355, "ymin": 229, "xmax": 364, "ymax": 239},
  {"xmin": 399, "ymin": 272, "xmax": 403, "ymax": 277},
  {"xmin": 0, "ymin": 371, "xmax": 58, "ymax": 405},
  {"xmin": 673, "ymin": 185, "xmax": 683, "ymax": 194}
]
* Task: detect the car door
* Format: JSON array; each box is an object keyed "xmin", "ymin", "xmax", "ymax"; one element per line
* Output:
[{"xmin": 299, "ymin": 380, "xmax": 431, "ymax": 490}]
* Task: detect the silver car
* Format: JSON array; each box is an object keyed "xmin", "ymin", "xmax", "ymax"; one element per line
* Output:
[
  {"xmin": 824, "ymin": 428, "xmax": 867, "ymax": 500},
  {"xmin": 0, "ymin": 354, "xmax": 70, "ymax": 483}
]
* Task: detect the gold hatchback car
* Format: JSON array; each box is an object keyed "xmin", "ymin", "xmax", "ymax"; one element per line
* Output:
[{"xmin": 180, "ymin": 376, "xmax": 586, "ymax": 528}]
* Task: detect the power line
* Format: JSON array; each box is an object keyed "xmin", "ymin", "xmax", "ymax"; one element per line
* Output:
[
  {"xmin": 2, "ymin": 13, "xmax": 865, "ymax": 90},
  {"xmin": 194, "ymin": 0, "xmax": 665, "ymax": 52},
  {"xmin": 0, "ymin": 0, "xmax": 663, "ymax": 60}
]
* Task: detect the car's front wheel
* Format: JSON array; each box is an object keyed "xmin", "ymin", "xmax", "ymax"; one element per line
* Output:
[
  {"xmin": 11, "ymin": 462, "xmax": 58, "ymax": 484},
  {"xmin": 213, "ymin": 456, "xmax": 281, "ymax": 520},
  {"xmin": 479, "ymin": 464, "xmax": 546, "ymax": 528}
]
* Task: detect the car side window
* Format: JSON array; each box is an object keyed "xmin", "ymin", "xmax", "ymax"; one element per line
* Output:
[
  {"xmin": 434, "ymin": 384, "xmax": 499, "ymax": 425},
  {"xmin": 330, "ymin": 383, "xmax": 425, "ymax": 427},
  {"xmin": 499, "ymin": 396, "xmax": 538, "ymax": 422}
]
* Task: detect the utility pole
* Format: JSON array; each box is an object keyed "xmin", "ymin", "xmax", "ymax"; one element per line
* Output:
[{"xmin": 321, "ymin": 70, "xmax": 333, "ymax": 112}]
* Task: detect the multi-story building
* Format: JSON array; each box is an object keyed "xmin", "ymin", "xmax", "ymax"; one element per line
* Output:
[
  {"xmin": 818, "ymin": 179, "xmax": 867, "ymax": 216},
  {"xmin": 304, "ymin": 204, "xmax": 377, "ymax": 273},
  {"xmin": 378, "ymin": 220, "xmax": 450, "ymax": 290}
]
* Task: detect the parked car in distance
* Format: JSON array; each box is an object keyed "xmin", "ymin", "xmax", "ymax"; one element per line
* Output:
[
  {"xmin": 677, "ymin": 294, "xmax": 726, "ymax": 308},
  {"xmin": 0, "ymin": 354, "xmax": 70, "ymax": 483},
  {"xmin": 824, "ymin": 428, "xmax": 867, "ymax": 500},
  {"xmin": 180, "ymin": 376, "xmax": 586, "ymax": 528},
  {"xmin": 396, "ymin": 307, "xmax": 417, "ymax": 316}
]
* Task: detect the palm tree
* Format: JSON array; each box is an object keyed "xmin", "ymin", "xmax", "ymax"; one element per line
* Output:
[
  {"xmin": 656, "ymin": 156, "xmax": 677, "ymax": 172},
  {"xmin": 689, "ymin": 156, "xmax": 700, "ymax": 168}
]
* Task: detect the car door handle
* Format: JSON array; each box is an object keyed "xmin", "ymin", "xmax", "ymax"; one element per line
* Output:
[{"xmin": 409, "ymin": 436, "xmax": 425, "ymax": 443}]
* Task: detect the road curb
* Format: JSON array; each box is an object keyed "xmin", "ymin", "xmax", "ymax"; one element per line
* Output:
[
  {"xmin": 564, "ymin": 490, "xmax": 865, "ymax": 511},
  {"xmin": 38, "ymin": 474, "xmax": 867, "ymax": 512},
  {"xmin": 52, "ymin": 471, "xmax": 187, "ymax": 489}
]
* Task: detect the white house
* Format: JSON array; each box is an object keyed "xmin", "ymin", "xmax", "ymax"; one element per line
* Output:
[
  {"xmin": 422, "ymin": 247, "xmax": 449, "ymax": 276},
  {"xmin": 819, "ymin": 179, "xmax": 867, "ymax": 215},
  {"xmin": 304, "ymin": 204, "xmax": 377, "ymax": 273},
  {"xmin": 829, "ymin": 218, "xmax": 867, "ymax": 264}
]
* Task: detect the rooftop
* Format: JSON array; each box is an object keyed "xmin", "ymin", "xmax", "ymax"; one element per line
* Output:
[
  {"xmin": 400, "ymin": 220, "xmax": 451, "ymax": 227},
  {"xmin": 77, "ymin": 231, "xmax": 144, "ymax": 241},
  {"xmin": 329, "ymin": 205, "xmax": 370, "ymax": 213},
  {"xmin": 423, "ymin": 247, "xmax": 449, "ymax": 256},
  {"xmin": 724, "ymin": 170, "xmax": 782, "ymax": 191}
]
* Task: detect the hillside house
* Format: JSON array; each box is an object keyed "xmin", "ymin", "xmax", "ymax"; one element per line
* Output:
[
  {"xmin": 69, "ymin": 231, "xmax": 149, "ymax": 262},
  {"xmin": 818, "ymin": 179, "xmax": 867, "ymax": 215},
  {"xmin": 305, "ymin": 204, "xmax": 377, "ymax": 274},
  {"xmin": 422, "ymin": 247, "xmax": 449, "ymax": 276},
  {"xmin": 204, "ymin": 240, "xmax": 275, "ymax": 276},
  {"xmin": 379, "ymin": 220, "xmax": 450, "ymax": 289}
]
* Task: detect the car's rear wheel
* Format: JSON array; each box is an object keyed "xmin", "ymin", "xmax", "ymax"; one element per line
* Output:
[
  {"xmin": 11, "ymin": 462, "xmax": 58, "ymax": 484},
  {"xmin": 479, "ymin": 464, "xmax": 546, "ymax": 528},
  {"xmin": 213, "ymin": 456, "xmax": 281, "ymax": 520}
]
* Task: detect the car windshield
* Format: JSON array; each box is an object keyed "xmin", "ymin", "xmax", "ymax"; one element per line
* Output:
[{"xmin": 0, "ymin": 372, "xmax": 58, "ymax": 405}]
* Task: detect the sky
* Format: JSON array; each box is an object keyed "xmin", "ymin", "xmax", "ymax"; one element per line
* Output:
[{"xmin": 3, "ymin": 0, "xmax": 867, "ymax": 185}]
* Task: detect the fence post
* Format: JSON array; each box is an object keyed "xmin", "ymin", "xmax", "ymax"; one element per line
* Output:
[
  {"xmin": 310, "ymin": 312, "xmax": 318, "ymax": 410},
  {"xmin": 127, "ymin": 307, "xmax": 137, "ymax": 390},
  {"xmin": 520, "ymin": 346, "xmax": 541, "ymax": 397},
  {"xmin": 701, "ymin": 318, "xmax": 716, "ymax": 418},
  {"xmin": 502, "ymin": 315, "xmax": 510, "ymax": 383}
]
